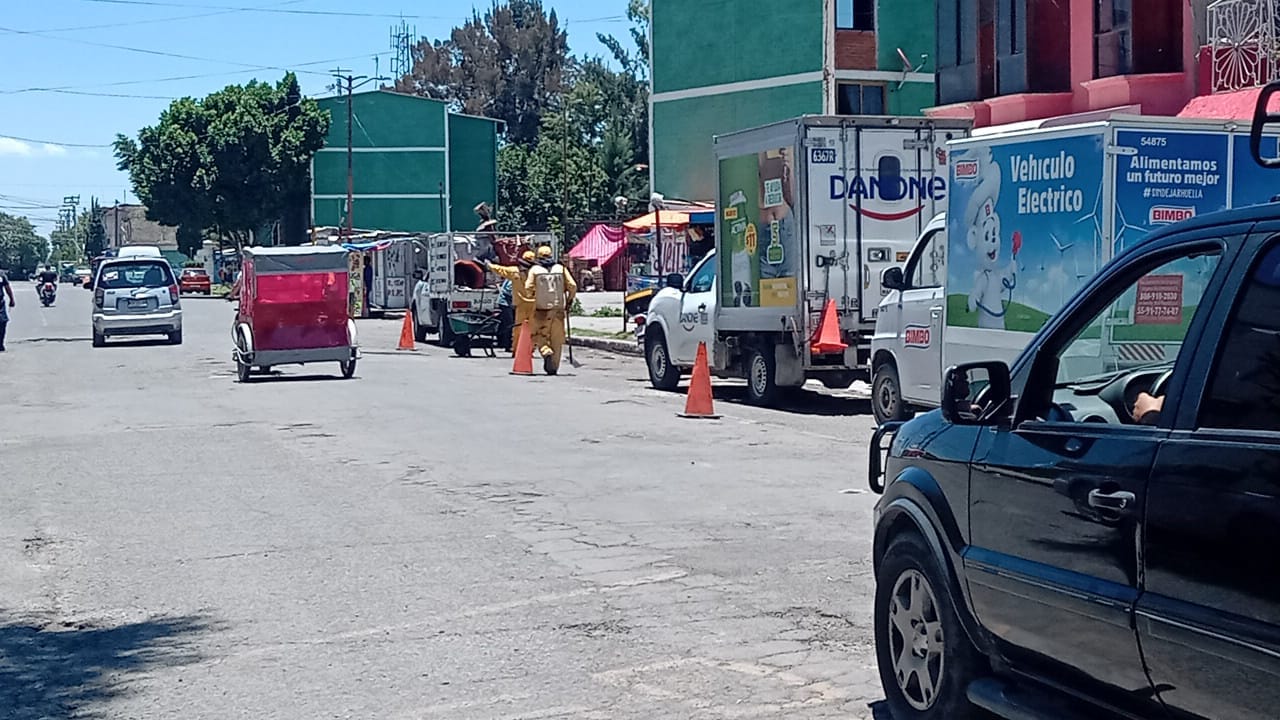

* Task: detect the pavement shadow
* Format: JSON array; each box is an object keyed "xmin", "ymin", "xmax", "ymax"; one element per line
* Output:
[
  {"xmin": 0, "ymin": 611, "xmax": 213, "ymax": 719},
  {"xmin": 714, "ymin": 385, "xmax": 873, "ymax": 418},
  {"xmin": 96, "ymin": 339, "xmax": 174, "ymax": 349}
]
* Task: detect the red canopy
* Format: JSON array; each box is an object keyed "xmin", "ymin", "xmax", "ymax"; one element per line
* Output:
[{"xmin": 568, "ymin": 224, "xmax": 627, "ymax": 265}]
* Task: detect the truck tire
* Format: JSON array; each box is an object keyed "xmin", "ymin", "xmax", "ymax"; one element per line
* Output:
[
  {"xmin": 411, "ymin": 304, "xmax": 429, "ymax": 343},
  {"xmin": 646, "ymin": 331, "xmax": 680, "ymax": 391},
  {"xmin": 745, "ymin": 345, "xmax": 779, "ymax": 407},
  {"xmin": 873, "ymin": 362, "xmax": 910, "ymax": 425}
]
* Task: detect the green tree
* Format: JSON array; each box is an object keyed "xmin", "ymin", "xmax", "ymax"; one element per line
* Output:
[
  {"xmin": 49, "ymin": 209, "xmax": 90, "ymax": 264},
  {"xmin": 395, "ymin": 0, "xmax": 570, "ymax": 146},
  {"xmin": 113, "ymin": 72, "xmax": 329, "ymax": 249},
  {"xmin": 85, "ymin": 199, "xmax": 108, "ymax": 259},
  {"xmin": 0, "ymin": 212, "xmax": 49, "ymax": 275}
]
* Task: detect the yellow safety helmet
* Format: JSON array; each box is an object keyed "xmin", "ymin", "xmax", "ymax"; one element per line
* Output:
[
  {"xmin": 520, "ymin": 250, "xmax": 536, "ymax": 263},
  {"xmin": 536, "ymin": 245, "xmax": 553, "ymax": 260}
]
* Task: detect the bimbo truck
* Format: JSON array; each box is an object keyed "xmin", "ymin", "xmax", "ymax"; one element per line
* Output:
[
  {"xmin": 870, "ymin": 115, "xmax": 1280, "ymax": 424},
  {"xmin": 643, "ymin": 115, "xmax": 970, "ymax": 404}
]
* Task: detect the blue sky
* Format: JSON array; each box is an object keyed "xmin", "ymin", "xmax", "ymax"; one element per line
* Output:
[{"xmin": 0, "ymin": 0, "xmax": 630, "ymax": 234}]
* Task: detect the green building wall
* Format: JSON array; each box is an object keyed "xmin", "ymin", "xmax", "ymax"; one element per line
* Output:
[
  {"xmin": 652, "ymin": 82, "xmax": 824, "ymax": 202},
  {"xmin": 311, "ymin": 90, "xmax": 498, "ymax": 234},
  {"xmin": 650, "ymin": 0, "xmax": 939, "ymax": 202}
]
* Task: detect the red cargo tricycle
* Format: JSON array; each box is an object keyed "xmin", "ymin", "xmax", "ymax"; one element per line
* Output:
[{"xmin": 231, "ymin": 246, "xmax": 360, "ymax": 382}]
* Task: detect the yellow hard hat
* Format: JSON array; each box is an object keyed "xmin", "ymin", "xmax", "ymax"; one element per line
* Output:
[
  {"xmin": 536, "ymin": 245, "xmax": 553, "ymax": 259},
  {"xmin": 520, "ymin": 250, "xmax": 536, "ymax": 263}
]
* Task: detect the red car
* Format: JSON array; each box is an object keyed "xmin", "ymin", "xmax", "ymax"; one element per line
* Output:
[{"xmin": 179, "ymin": 268, "xmax": 212, "ymax": 295}]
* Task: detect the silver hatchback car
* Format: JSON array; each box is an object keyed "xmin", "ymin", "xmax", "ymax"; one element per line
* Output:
[{"xmin": 91, "ymin": 257, "xmax": 183, "ymax": 347}]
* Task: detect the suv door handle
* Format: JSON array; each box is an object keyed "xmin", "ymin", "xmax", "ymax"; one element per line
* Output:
[
  {"xmin": 1088, "ymin": 489, "xmax": 1136, "ymax": 514},
  {"xmin": 930, "ymin": 306, "xmax": 943, "ymax": 319},
  {"xmin": 698, "ymin": 304, "xmax": 706, "ymax": 312}
]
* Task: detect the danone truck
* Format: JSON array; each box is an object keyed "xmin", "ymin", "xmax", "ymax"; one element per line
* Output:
[
  {"xmin": 643, "ymin": 115, "xmax": 970, "ymax": 405},
  {"xmin": 870, "ymin": 115, "xmax": 1280, "ymax": 423}
]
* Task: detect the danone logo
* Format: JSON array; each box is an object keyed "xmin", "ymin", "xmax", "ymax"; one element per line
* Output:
[
  {"xmin": 955, "ymin": 160, "xmax": 979, "ymax": 179},
  {"xmin": 904, "ymin": 324, "xmax": 931, "ymax": 348},
  {"xmin": 829, "ymin": 152, "xmax": 947, "ymax": 222},
  {"xmin": 1150, "ymin": 206, "xmax": 1194, "ymax": 224}
]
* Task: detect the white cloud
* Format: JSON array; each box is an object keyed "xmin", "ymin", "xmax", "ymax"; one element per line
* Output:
[
  {"xmin": 0, "ymin": 138, "xmax": 33, "ymax": 156},
  {"xmin": 0, "ymin": 138, "xmax": 76, "ymax": 157}
]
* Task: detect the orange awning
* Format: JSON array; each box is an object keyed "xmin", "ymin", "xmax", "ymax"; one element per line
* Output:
[{"xmin": 624, "ymin": 210, "xmax": 690, "ymax": 231}]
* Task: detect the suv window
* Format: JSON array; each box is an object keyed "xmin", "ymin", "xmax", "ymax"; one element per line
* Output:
[
  {"xmin": 688, "ymin": 258, "xmax": 715, "ymax": 293},
  {"xmin": 1052, "ymin": 248, "xmax": 1222, "ymax": 388},
  {"xmin": 1199, "ymin": 242, "xmax": 1280, "ymax": 431},
  {"xmin": 99, "ymin": 261, "xmax": 174, "ymax": 290},
  {"xmin": 906, "ymin": 228, "xmax": 946, "ymax": 288}
]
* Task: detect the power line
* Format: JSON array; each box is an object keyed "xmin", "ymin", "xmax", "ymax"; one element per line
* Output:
[
  {"xmin": 30, "ymin": 0, "xmax": 305, "ymax": 33},
  {"xmin": 71, "ymin": 1, "xmax": 627, "ymax": 23},
  {"xmin": 0, "ymin": 133, "xmax": 112, "ymax": 148},
  {"xmin": 0, "ymin": 24, "xmax": 337, "ymax": 77},
  {"xmin": 0, "ymin": 51, "xmax": 391, "ymax": 95}
]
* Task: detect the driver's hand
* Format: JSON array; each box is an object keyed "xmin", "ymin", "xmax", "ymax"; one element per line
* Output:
[{"xmin": 1134, "ymin": 392, "xmax": 1164, "ymax": 422}]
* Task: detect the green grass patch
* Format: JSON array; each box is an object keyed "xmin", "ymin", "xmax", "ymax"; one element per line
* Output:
[{"xmin": 946, "ymin": 294, "xmax": 1050, "ymax": 333}]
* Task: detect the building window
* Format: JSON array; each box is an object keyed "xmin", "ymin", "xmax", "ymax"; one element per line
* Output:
[
  {"xmin": 836, "ymin": 0, "xmax": 874, "ymax": 31},
  {"xmin": 837, "ymin": 83, "xmax": 886, "ymax": 115},
  {"xmin": 1095, "ymin": 0, "xmax": 1133, "ymax": 78}
]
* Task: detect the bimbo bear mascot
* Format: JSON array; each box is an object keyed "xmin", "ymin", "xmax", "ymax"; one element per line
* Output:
[{"xmin": 963, "ymin": 149, "xmax": 1019, "ymax": 329}]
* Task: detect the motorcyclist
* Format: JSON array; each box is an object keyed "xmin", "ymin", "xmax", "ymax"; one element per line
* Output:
[{"xmin": 37, "ymin": 265, "xmax": 58, "ymax": 285}]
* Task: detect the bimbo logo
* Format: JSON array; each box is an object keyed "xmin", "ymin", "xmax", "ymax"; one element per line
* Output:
[
  {"xmin": 904, "ymin": 325, "xmax": 931, "ymax": 348},
  {"xmin": 828, "ymin": 153, "xmax": 947, "ymax": 222},
  {"xmin": 955, "ymin": 160, "xmax": 979, "ymax": 179},
  {"xmin": 1150, "ymin": 206, "xmax": 1195, "ymax": 224}
]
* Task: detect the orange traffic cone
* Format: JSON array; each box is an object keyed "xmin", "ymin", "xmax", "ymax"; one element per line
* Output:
[
  {"xmin": 678, "ymin": 341, "xmax": 720, "ymax": 420},
  {"xmin": 397, "ymin": 311, "xmax": 416, "ymax": 351},
  {"xmin": 510, "ymin": 320, "xmax": 534, "ymax": 376},
  {"xmin": 810, "ymin": 299, "xmax": 848, "ymax": 355}
]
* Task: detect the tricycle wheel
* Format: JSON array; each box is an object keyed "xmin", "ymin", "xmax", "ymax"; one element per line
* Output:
[
  {"xmin": 236, "ymin": 359, "xmax": 251, "ymax": 383},
  {"xmin": 340, "ymin": 359, "xmax": 357, "ymax": 379},
  {"xmin": 453, "ymin": 334, "xmax": 472, "ymax": 357}
]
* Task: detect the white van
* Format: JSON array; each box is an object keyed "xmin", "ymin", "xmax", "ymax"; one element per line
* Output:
[
  {"xmin": 116, "ymin": 245, "xmax": 163, "ymax": 258},
  {"xmin": 91, "ymin": 256, "xmax": 182, "ymax": 347}
]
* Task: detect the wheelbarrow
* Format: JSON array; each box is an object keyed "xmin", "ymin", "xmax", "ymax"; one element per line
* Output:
[{"xmin": 446, "ymin": 310, "xmax": 502, "ymax": 357}]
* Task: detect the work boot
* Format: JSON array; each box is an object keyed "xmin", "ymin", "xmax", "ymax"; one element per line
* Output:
[{"xmin": 543, "ymin": 352, "xmax": 557, "ymax": 376}]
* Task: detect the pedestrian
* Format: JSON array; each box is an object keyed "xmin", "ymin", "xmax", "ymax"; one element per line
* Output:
[
  {"xmin": 362, "ymin": 253, "xmax": 374, "ymax": 314},
  {"xmin": 485, "ymin": 250, "xmax": 536, "ymax": 353},
  {"xmin": 524, "ymin": 245, "xmax": 577, "ymax": 375},
  {"xmin": 0, "ymin": 266, "xmax": 13, "ymax": 351}
]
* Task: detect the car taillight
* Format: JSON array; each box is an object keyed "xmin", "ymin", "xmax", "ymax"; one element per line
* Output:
[
  {"xmin": 169, "ymin": 284, "xmax": 180, "ymax": 304},
  {"xmin": 634, "ymin": 315, "xmax": 646, "ymax": 325},
  {"xmin": 451, "ymin": 301, "xmax": 471, "ymax": 310},
  {"xmin": 94, "ymin": 288, "xmax": 104, "ymax": 308}
]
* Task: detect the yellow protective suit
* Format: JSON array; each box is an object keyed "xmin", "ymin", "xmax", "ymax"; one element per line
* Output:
[
  {"xmin": 489, "ymin": 263, "xmax": 534, "ymax": 351},
  {"xmin": 524, "ymin": 263, "xmax": 578, "ymax": 375}
]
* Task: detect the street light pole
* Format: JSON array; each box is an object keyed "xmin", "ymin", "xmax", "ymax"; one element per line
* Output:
[{"xmin": 331, "ymin": 69, "xmax": 389, "ymax": 242}]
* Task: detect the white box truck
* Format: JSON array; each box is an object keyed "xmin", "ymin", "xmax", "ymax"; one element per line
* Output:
[
  {"xmin": 642, "ymin": 115, "xmax": 971, "ymax": 405},
  {"xmin": 869, "ymin": 115, "xmax": 1280, "ymax": 423}
]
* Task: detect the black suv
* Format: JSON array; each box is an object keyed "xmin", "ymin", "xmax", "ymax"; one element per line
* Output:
[{"xmin": 868, "ymin": 182, "xmax": 1280, "ymax": 716}]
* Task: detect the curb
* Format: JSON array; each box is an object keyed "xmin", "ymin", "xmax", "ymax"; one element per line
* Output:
[{"xmin": 569, "ymin": 336, "xmax": 642, "ymax": 356}]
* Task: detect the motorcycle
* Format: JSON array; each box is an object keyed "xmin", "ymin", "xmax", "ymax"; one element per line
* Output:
[{"xmin": 39, "ymin": 281, "xmax": 56, "ymax": 307}]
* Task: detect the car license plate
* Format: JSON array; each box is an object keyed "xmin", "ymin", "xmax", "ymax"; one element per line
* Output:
[{"xmin": 128, "ymin": 298, "xmax": 149, "ymax": 309}]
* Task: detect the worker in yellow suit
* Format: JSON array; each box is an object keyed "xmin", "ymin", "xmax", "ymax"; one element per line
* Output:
[
  {"xmin": 525, "ymin": 245, "xmax": 577, "ymax": 375},
  {"xmin": 485, "ymin": 250, "xmax": 536, "ymax": 353}
]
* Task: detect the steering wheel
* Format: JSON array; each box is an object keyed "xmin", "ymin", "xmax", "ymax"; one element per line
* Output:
[{"xmin": 1150, "ymin": 368, "xmax": 1174, "ymax": 398}]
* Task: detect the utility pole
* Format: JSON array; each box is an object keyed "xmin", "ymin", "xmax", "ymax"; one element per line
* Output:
[
  {"xmin": 330, "ymin": 68, "xmax": 389, "ymax": 241},
  {"xmin": 562, "ymin": 99, "xmax": 570, "ymax": 249},
  {"xmin": 114, "ymin": 200, "xmax": 121, "ymax": 250}
]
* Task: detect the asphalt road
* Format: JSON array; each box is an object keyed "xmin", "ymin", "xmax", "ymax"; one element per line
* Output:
[{"xmin": 0, "ymin": 280, "xmax": 888, "ymax": 719}]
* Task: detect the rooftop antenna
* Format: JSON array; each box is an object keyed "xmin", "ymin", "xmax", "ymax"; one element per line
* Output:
[{"xmin": 390, "ymin": 18, "xmax": 415, "ymax": 82}]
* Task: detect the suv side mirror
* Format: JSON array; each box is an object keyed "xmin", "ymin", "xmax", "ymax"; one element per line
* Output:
[
  {"xmin": 882, "ymin": 266, "xmax": 906, "ymax": 291},
  {"xmin": 941, "ymin": 361, "xmax": 1012, "ymax": 426},
  {"xmin": 666, "ymin": 273, "xmax": 684, "ymax": 290}
]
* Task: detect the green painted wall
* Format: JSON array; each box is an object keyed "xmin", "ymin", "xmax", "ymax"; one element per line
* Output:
[
  {"xmin": 652, "ymin": 82, "xmax": 823, "ymax": 201},
  {"xmin": 312, "ymin": 152, "xmax": 447, "ymax": 196},
  {"xmin": 316, "ymin": 91, "xmax": 446, "ymax": 149},
  {"xmin": 887, "ymin": 82, "xmax": 935, "ymax": 115},
  {"xmin": 311, "ymin": 90, "xmax": 497, "ymax": 233},
  {"xmin": 651, "ymin": 0, "xmax": 824, "ymax": 94},
  {"xmin": 876, "ymin": 0, "xmax": 936, "ymax": 114},
  {"xmin": 448, "ymin": 114, "xmax": 499, "ymax": 232}
]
